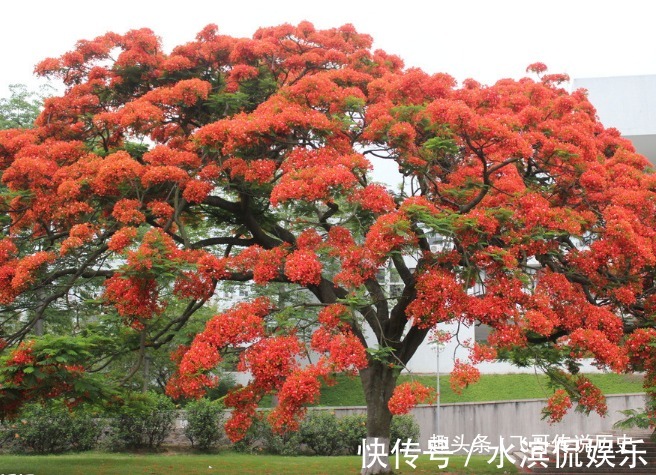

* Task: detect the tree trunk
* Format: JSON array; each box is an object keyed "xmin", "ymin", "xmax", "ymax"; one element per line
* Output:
[
  {"xmin": 359, "ymin": 362, "xmax": 399, "ymax": 475},
  {"xmin": 33, "ymin": 287, "xmax": 47, "ymax": 336},
  {"xmin": 34, "ymin": 318, "xmax": 44, "ymax": 336},
  {"xmin": 141, "ymin": 355, "xmax": 150, "ymax": 393}
]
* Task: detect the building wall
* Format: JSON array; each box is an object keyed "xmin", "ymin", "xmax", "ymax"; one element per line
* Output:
[{"xmin": 573, "ymin": 75, "xmax": 656, "ymax": 161}]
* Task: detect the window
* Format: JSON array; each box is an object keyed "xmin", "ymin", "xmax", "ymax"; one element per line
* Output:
[{"xmin": 474, "ymin": 323, "xmax": 493, "ymax": 343}]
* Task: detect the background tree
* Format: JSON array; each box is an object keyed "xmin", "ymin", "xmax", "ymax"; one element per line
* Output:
[
  {"xmin": 0, "ymin": 84, "xmax": 53, "ymax": 130},
  {"xmin": 0, "ymin": 22, "xmax": 655, "ymax": 474},
  {"xmin": 0, "ymin": 83, "xmax": 224, "ymax": 400}
]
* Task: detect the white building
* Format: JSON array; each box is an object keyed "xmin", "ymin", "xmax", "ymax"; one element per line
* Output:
[{"xmin": 573, "ymin": 75, "xmax": 656, "ymax": 160}]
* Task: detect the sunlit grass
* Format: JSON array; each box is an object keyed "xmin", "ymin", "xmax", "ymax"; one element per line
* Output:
[
  {"xmin": 0, "ymin": 452, "xmax": 517, "ymax": 475},
  {"xmin": 305, "ymin": 372, "xmax": 644, "ymax": 407}
]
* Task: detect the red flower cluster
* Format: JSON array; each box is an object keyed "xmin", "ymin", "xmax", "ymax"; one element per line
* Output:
[
  {"xmin": 388, "ymin": 381, "xmax": 435, "ymax": 415},
  {"xmin": 108, "ymin": 227, "xmax": 138, "ymax": 252},
  {"xmin": 6, "ymin": 341, "xmax": 35, "ymax": 366},
  {"xmin": 311, "ymin": 328, "xmax": 367, "ymax": 372},
  {"xmin": 576, "ymin": 377, "xmax": 607, "ymax": 417},
  {"xmin": 252, "ymin": 247, "xmax": 287, "ymax": 284},
  {"xmin": 269, "ymin": 364, "xmax": 328, "ymax": 432},
  {"xmin": 112, "ymin": 199, "xmax": 145, "ymax": 225},
  {"xmin": 565, "ymin": 329, "xmax": 628, "ymax": 372},
  {"xmin": 407, "ymin": 268, "xmax": 467, "ymax": 327},
  {"xmin": 167, "ymin": 298, "xmax": 272, "ymax": 400},
  {"xmin": 351, "ymin": 184, "xmax": 396, "ymax": 213},
  {"xmin": 449, "ymin": 360, "xmax": 481, "ymax": 395},
  {"xmin": 284, "ymin": 249, "xmax": 323, "ymax": 286},
  {"xmin": 104, "ymin": 275, "xmax": 163, "ymax": 328},
  {"xmin": 60, "ymin": 223, "xmax": 96, "ymax": 255},
  {"xmin": 543, "ymin": 389, "xmax": 573, "ymax": 423},
  {"xmin": 469, "ymin": 343, "xmax": 497, "ymax": 364},
  {"xmin": 3, "ymin": 252, "xmax": 56, "ymax": 301}
]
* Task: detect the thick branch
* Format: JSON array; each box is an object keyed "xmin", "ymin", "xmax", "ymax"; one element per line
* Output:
[
  {"xmin": 203, "ymin": 195, "xmax": 241, "ymax": 213},
  {"xmin": 42, "ymin": 267, "xmax": 114, "ymax": 284},
  {"xmin": 386, "ymin": 279, "xmax": 417, "ymax": 345},
  {"xmin": 391, "ymin": 254, "xmax": 413, "ymax": 286},
  {"xmin": 364, "ymin": 278, "xmax": 390, "ymax": 323},
  {"xmin": 191, "ymin": 236, "xmax": 256, "ymax": 249},
  {"xmin": 149, "ymin": 298, "xmax": 210, "ymax": 349},
  {"xmin": 318, "ymin": 202, "xmax": 339, "ymax": 232},
  {"xmin": 239, "ymin": 194, "xmax": 284, "ymax": 249},
  {"xmin": 307, "ymin": 277, "xmax": 368, "ymax": 348},
  {"xmin": 397, "ymin": 325, "xmax": 430, "ymax": 365}
]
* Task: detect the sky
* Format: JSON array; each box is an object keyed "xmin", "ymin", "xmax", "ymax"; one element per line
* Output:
[{"xmin": 2, "ymin": 0, "xmax": 656, "ymax": 97}]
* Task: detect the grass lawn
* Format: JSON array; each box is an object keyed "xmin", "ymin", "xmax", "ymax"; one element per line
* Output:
[
  {"xmin": 0, "ymin": 452, "xmax": 517, "ymax": 475},
  {"xmin": 305, "ymin": 372, "xmax": 645, "ymax": 407}
]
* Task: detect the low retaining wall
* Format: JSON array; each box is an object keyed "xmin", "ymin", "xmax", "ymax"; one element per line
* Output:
[
  {"xmin": 168, "ymin": 393, "xmax": 648, "ymax": 448},
  {"xmin": 321, "ymin": 393, "xmax": 648, "ymax": 449}
]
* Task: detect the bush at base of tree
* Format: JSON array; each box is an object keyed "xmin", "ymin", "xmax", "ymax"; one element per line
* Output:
[
  {"xmin": 231, "ymin": 411, "xmax": 421, "ymax": 456},
  {"xmin": 4, "ymin": 400, "xmax": 101, "ymax": 454},
  {"xmin": 106, "ymin": 392, "xmax": 175, "ymax": 450},
  {"xmin": 184, "ymin": 398, "xmax": 225, "ymax": 450},
  {"xmin": 391, "ymin": 414, "xmax": 420, "ymax": 444},
  {"xmin": 299, "ymin": 410, "xmax": 342, "ymax": 455},
  {"xmin": 232, "ymin": 412, "xmax": 302, "ymax": 455},
  {"xmin": 336, "ymin": 413, "xmax": 420, "ymax": 455},
  {"xmin": 337, "ymin": 414, "xmax": 367, "ymax": 455}
]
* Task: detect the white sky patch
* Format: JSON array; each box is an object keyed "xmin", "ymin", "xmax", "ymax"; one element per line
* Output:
[{"xmin": 2, "ymin": 0, "xmax": 656, "ymax": 95}]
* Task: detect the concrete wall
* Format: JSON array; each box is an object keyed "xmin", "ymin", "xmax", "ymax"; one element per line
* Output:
[
  {"xmin": 316, "ymin": 393, "xmax": 648, "ymax": 449},
  {"xmin": 166, "ymin": 393, "xmax": 647, "ymax": 448}
]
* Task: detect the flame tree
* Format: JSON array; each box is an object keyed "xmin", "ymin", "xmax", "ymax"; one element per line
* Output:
[{"xmin": 1, "ymin": 22, "xmax": 655, "ymax": 474}]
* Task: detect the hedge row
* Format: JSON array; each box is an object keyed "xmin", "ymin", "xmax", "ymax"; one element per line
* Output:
[
  {"xmin": 0, "ymin": 393, "xmax": 419, "ymax": 455},
  {"xmin": 0, "ymin": 392, "xmax": 180, "ymax": 454},
  {"xmin": 234, "ymin": 411, "xmax": 420, "ymax": 456}
]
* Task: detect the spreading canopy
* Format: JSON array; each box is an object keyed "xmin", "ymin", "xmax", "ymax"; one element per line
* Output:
[{"xmin": 1, "ymin": 22, "xmax": 655, "ymax": 438}]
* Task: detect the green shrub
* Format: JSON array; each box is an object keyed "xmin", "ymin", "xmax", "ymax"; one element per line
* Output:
[
  {"xmin": 261, "ymin": 425, "xmax": 302, "ymax": 456},
  {"xmin": 231, "ymin": 414, "xmax": 266, "ymax": 454},
  {"xmin": 229, "ymin": 411, "xmax": 415, "ymax": 456},
  {"xmin": 205, "ymin": 372, "xmax": 237, "ymax": 400},
  {"xmin": 231, "ymin": 413, "xmax": 301, "ymax": 455},
  {"xmin": 337, "ymin": 414, "xmax": 367, "ymax": 455},
  {"xmin": 69, "ymin": 411, "xmax": 104, "ymax": 452},
  {"xmin": 391, "ymin": 414, "xmax": 420, "ymax": 443},
  {"xmin": 8, "ymin": 401, "xmax": 101, "ymax": 454},
  {"xmin": 184, "ymin": 398, "xmax": 225, "ymax": 450},
  {"xmin": 231, "ymin": 418, "xmax": 260, "ymax": 454},
  {"xmin": 299, "ymin": 411, "xmax": 342, "ymax": 455},
  {"xmin": 335, "ymin": 413, "xmax": 419, "ymax": 455},
  {"xmin": 107, "ymin": 392, "xmax": 175, "ymax": 450}
]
